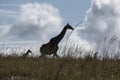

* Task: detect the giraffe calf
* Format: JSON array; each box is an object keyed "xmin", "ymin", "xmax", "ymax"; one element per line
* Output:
[{"xmin": 22, "ymin": 49, "xmax": 32, "ymax": 57}]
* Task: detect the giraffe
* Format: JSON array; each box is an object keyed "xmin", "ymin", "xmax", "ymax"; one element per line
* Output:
[
  {"xmin": 40, "ymin": 23, "xmax": 74, "ymax": 58},
  {"xmin": 22, "ymin": 49, "xmax": 32, "ymax": 57}
]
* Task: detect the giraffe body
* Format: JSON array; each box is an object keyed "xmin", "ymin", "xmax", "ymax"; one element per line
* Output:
[{"xmin": 40, "ymin": 43, "xmax": 58, "ymax": 57}]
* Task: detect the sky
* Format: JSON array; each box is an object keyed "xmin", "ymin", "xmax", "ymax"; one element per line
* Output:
[
  {"xmin": 0, "ymin": 0, "xmax": 90, "ymax": 25},
  {"xmin": 1, "ymin": 0, "xmax": 120, "ymax": 56}
]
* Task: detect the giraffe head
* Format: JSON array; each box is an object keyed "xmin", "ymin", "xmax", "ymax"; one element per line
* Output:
[
  {"xmin": 65, "ymin": 23, "xmax": 74, "ymax": 30},
  {"xmin": 27, "ymin": 49, "xmax": 32, "ymax": 53}
]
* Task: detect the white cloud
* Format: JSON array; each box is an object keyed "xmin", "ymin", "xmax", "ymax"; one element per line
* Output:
[
  {"xmin": 68, "ymin": 0, "xmax": 120, "ymax": 55},
  {"xmin": 3, "ymin": 2, "xmax": 62, "ymax": 42}
]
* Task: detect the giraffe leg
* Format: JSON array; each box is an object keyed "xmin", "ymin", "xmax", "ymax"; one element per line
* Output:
[
  {"xmin": 39, "ymin": 53, "xmax": 46, "ymax": 58},
  {"xmin": 53, "ymin": 53, "xmax": 59, "ymax": 58}
]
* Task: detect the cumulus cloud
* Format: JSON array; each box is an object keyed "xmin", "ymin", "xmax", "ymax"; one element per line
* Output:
[
  {"xmin": 3, "ymin": 2, "xmax": 62, "ymax": 42},
  {"xmin": 68, "ymin": 0, "xmax": 120, "ymax": 55}
]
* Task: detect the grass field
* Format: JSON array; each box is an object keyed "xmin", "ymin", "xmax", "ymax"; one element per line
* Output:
[{"xmin": 0, "ymin": 55, "xmax": 120, "ymax": 80}]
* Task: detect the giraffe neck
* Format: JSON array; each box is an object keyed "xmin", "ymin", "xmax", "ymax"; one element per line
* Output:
[{"xmin": 50, "ymin": 27, "xmax": 67, "ymax": 44}]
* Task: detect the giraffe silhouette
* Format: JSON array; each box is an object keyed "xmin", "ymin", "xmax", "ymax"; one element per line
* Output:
[
  {"xmin": 40, "ymin": 23, "xmax": 74, "ymax": 58},
  {"xmin": 22, "ymin": 49, "xmax": 32, "ymax": 57}
]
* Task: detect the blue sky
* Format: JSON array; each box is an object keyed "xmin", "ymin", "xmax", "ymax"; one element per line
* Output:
[{"xmin": 0, "ymin": 0, "xmax": 90, "ymax": 25}]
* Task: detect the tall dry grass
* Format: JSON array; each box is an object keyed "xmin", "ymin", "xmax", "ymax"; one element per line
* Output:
[{"xmin": 0, "ymin": 54, "xmax": 120, "ymax": 80}]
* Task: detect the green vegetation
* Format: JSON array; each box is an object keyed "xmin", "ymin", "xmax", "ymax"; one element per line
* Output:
[{"xmin": 0, "ymin": 55, "xmax": 120, "ymax": 80}]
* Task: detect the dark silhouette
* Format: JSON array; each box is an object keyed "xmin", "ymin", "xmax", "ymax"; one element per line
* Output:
[
  {"xmin": 93, "ymin": 52, "xmax": 98, "ymax": 59},
  {"xmin": 40, "ymin": 23, "xmax": 74, "ymax": 58},
  {"xmin": 22, "ymin": 49, "xmax": 32, "ymax": 57}
]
